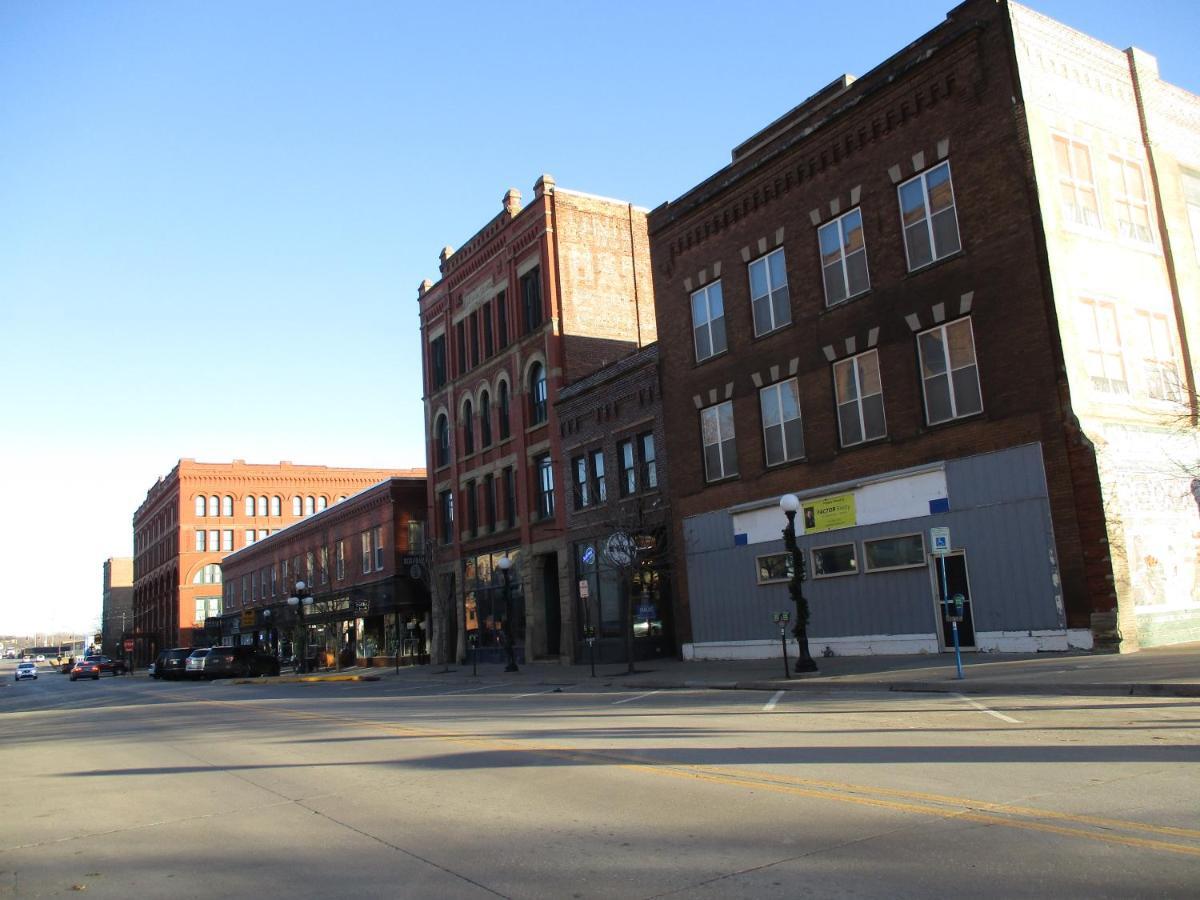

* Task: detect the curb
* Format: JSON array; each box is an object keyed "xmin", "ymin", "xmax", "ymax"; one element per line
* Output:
[
  {"xmin": 601, "ymin": 678, "xmax": 1200, "ymax": 699},
  {"xmin": 234, "ymin": 674, "xmax": 382, "ymax": 685}
]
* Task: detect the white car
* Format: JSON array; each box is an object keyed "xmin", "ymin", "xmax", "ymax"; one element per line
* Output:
[{"xmin": 15, "ymin": 662, "xmax": 38, "ymax": 681}]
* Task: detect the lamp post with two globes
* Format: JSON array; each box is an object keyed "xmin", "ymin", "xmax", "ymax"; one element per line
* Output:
[
  {"xmin": 779, "ymin": 494, "xmax": 818, "ymax": 674},
  {"xmin": 287, "ymin": 580, "xmax": 314, "ymax": 673}
]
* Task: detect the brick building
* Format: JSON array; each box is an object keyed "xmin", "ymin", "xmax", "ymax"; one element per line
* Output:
[
  {"xmin": 219, "ymin": 477, "xmax": 429, "ymax": 668},
  {"xmin": 647, "ymin": 0, "xmax": 1198, "ymax": 660},
  {"xmin": 131, "ymin": 459, "xmax": 422, "ymax": 664},
  {"xmin": 556, "ymin": 343, "xmax": 673, "ymax": 664},
  {"xmin": 417, "ymin": 177, "xmax": 656, "ymax": 666},
  {"xmin": 100, "ymin": 557, "xmax": 133, "ymax": 659}
]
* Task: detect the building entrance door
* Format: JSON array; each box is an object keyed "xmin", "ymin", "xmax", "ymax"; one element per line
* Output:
[
  {"xmin": 931, "ymin": 551, "xmax": 977, "ymax": 650},
  {"xmin": 542, "ymin": 552, "xmax": 561, "ymax": 657}
]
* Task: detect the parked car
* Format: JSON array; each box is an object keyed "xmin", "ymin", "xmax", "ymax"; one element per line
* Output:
[
  {"xmin": 15, "ymin": 661, "xmax": 37, "ymax": 681},
  {"xmin": 152, "ymin": 648, "xmax": 193, "ymax": 681},
  {"xmin": 184, "ymin": 648, "xmax": 212, "ymax": 679},
  {"xmin": 195, "ymin": 646, "xmax": 280, "ymax": 679},
  {"xmin": 83, "ymin": 655, "xmax": 126, "ymax": 676},
  {"xmin": 69, "ymin": 659, "xmax": 101, "ymax": 681}
]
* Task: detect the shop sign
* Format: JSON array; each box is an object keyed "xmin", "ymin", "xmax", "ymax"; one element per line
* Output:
[
  {"xmin": 604, "ymin": 531, "xmax": 636, "ymax": 567},
  {"xmin": 636, "ymin": 603, "xmax": 656, "ymax": 622},
  {"xmin": 801, "ymin": 493, "xmax": 856, "ymax": 534},
  {"xmin": 354, "ymin": 597, "xmax": 370, "ymax": 613},
  {"xmin": 240, "ymin": 609, "xmax": 256, "ymax": 628}
]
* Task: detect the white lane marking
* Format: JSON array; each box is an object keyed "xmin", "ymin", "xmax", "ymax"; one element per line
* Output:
[
  {"xmin": 613, "ymin": 690, "xmax": 660, "ymax": 705},
  {"xmin": 514, "ymin": 688, "xmax": 561, "ymax": 699},
  {"xmin": 763, "ymin": 690, "xmax": 785, "ymax": 712},
  {"xmin": 439, "ymin": 684, "xmax": 501, "ymax": 696},
  {"xmin": 951, "ymin": 692, "xmax": 1021, "ymax": 724}
]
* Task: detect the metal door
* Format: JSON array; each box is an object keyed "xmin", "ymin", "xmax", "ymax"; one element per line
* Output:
[{"xmin": 930, "ymin": 550, "xmax": 976, "ymax": 650}]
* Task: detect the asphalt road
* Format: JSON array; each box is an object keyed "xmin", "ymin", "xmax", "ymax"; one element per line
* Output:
[{"xmin": 1, "ymin": 659, "xmax": 1197, "ymax": 898}]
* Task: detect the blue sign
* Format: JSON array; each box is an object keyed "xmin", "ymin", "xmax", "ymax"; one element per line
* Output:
[
  {"xmin": 636, "ymin": 604, "xmax": 657, "ymax": 621},
  {"xmin": 582, "ymin": 546, "xmax": 595, "ymax": 565}
]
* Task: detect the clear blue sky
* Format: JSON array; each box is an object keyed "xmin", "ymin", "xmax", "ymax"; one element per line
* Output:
[{"xmin": 1, "ymin": 0, "xmax": 1197, "ymax": 637}]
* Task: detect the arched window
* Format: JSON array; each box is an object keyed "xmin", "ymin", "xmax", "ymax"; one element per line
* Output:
[
  {"xmin": 192, "ymin": 564, "xmax": 222, "ymax": 584},
  {"xmin": 462, "ymin": 399, "xmax": 475, "ymax": 456},
  {"xmin": 480, "ymin": 390, "xmax": 492, "ymax": 448},
  {"xmin": 270, "ymin": 496, "xmax": 281, "ymax": 516},
  {"xmin": 222, "ymin": 495, "xmax": 233, "ymax": 517},
  {"xmin": 436, "ymin": 414, "xmax": 450, "ymax": 467},
  {"xmin": 257, "ymin": 495, "xmax": 268, "ymax": 517},
  {"xmin": 195, "ymin": 496, "xmax": 206, "ymax": 517},
  {"xmin": 305, "ymin": 495, "xmax": 315, "ymax": 515},
  {"xmin": 337, "ymin": 495, "xmax": 347, "ymax": 503},
  {"xmin": 292, "ymin": 496, "xmax": 302, "ymax": 516},
  {"xmin": 317, "ymin": 496, "xmax": 327, "ymax": 511},
  {"xmin": 529, "ymin": 362, "xmax": 548, "ymax": 425},
  {"xmin": 245, "ymin": 496, "xmax": 255, "ymax": 516},
  {"xmin": 208, "ymin": 495, "xmax": 219, "ymax": 517},
  {"xmin": 498, "ymin": 380, "xmax": 511, "ymax": 440}
]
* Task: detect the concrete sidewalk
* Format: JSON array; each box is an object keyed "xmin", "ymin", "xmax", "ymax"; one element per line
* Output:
[{"xmin": 281, "ymin": 641, "xmax": 1200, "ymax": 698}]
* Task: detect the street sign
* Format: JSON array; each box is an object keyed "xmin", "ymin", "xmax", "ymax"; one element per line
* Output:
[
  {"xmin": 604, "ymin": 531, "xmax": 636, "ymax": 567},
  {"xmin": 930, "ymin": 527, "xmax": 952, "ymax": 556},
  {"xmin": 578, "ymin": 579, "xmax": 589, "ymax": 599}
]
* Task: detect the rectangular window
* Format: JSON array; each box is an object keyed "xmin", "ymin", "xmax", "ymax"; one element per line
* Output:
[
  {"xmin": 819, "ymin": 208, "xmax": 870, "ymax": 306},
  {"xmin": 691, "ymin": 282, "xmax": 727, "ymax": 362},
  {"xmin": 222, "ymin": 529, "xmax": 233, "ymax": 551},
  {"xmin": 1052, "ymin": 135, "xmax": 1101, "ymax": 228},
  {"xmin": 208, "ymin": 530, "xmax": 218, "ymax": 552},
  {"xmin": 406, "ymin": 521, "xmax": 424, "ymax": 550},
  {"xmin": 535, "ymin": 454, "xmax": 555, "ymax": 520},
  {"xmin": 759, "ymin": 379, "xmax": 804, "ymax": 466},
  {"xmin": 469, "ymin": 312, "xmax": 480, "ymax": 367},
  {"xmin": 811, "ymin": 543, "xmax": 858, "ymax": 577},
  {"xmin": 756, "ymin": 552, "xmax": 794, "ymax": 584},
  {"xmin": 466, "ymin": 480, "xmax": 478, "ymax": 535},
  {"xmin": 271, "ymin": 565, "xmax": 277, "ymax": 596},
  {"xmin": 336, "ymin": 540, "xmax": 345, "ymax": 580},
  {"xmin": 521, "ymin": 266, "xmax": 543, "ymax": 334},
  {"xmin": 195, "ymin": 530, "xmax": 206, "ymax": 552},
  {"xmin": 319, "ymin": 546, "xmax": 328, "ymax": 584},
  {"xmin": 361, "ymin": 532, "xmax": 371, "ymax": 574},
  {"xmin": 440, "ymin": 490, "xmax": 454, "ymax": 544},
  {"xmin": 270, "ymin": 496, "xmax": 281, "ymax": 516},
  {"xmin": 573, "ymin": 456, "xmax": 589, "ymax": 509},
  {"xmin": 618, "ymin": 439, "xmax": 636, "ymax": 496},
  {"xmin": 282, "ymin": 558, "xmax": 289, "ymax": 583},
  {"xmin": 483, "ymin": 303, "xmax": 494, "ymax": 358},
  {"xmin": 497, "ymin": 290, "xmax": 509, "ymax": 348},
  {"xmin": 898, "ymin": 161, "xmax": 961, "ymax": 270},
  {"xmin": 261, "ymin": 567, "xmax": 269, "ymax": 599},
  {"xmin": 306, "ymin": 551, "xmax": 314, "ymax": 585},
  {"xmin": 1109, "ymin": 156, "xmax": 1153, "ymax": 242},
  {"xmin": 701, "ymin": 400, "xmax": 738, "ymax": 481},
  {"xmin": 640, "ymin": 432, "xmax": 657, "ymax": 489},
  {"xmin": 748, "ymin": 247, "xmax": 790, "ymax": 336},
  {"xmin": 590, "ymin": 449, "xmax": 607, "ymax": 504},
  {"xmin": 484, "ymin": 474, "xmax": 496, "ymax": 531},
  {"xmin": 503, "ymin": 467, "xmax": 516, "ymax": 529},
  {"xmin": 245, "ymin": 529, "xmax": 256, "ymax": 545},
  {"xmin": 241, "ymin": 575, "xmax": 248, "ymax": 604},
  {"xmin": 833, "ymin": 350, "xmax": 886, "ymax": 447},
  {"xmin": 456, "ymin": 321, "xmax": 466, "ymax": 374},
  {"xmin": 1077, "ymin": 299, "xmax": 1128, "ymax": 395},
  {"xmin": 864, "ymin": 534, "xmax": 926, "ymax": 572},
  {"xmin": 374, "ymin": 525, "xmax": 384, "ymax": 571},
  {"xmin": 1135, "ymin": 310, "xmax": 1180, "ymax": 402},
  {"xmin": 431, "ymin": 335, "xmax": 447, "ymax": 388},
  {"xmin": 917, "ymin": 319, "xmax": 983, "ymax": 425}
]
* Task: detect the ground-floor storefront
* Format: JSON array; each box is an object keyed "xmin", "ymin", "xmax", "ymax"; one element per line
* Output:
[{"xmin": 681, "ymin": 443, "xmax": 1080, "ymax": 660}]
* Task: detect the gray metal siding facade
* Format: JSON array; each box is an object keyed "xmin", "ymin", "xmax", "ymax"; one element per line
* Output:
[{"xmin": 685, "ymin": 444, "xmax": 1063, "ymax": 643}]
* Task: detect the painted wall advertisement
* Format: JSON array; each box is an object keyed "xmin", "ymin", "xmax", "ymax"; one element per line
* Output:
[{"xmin": 802, "ymin": 493, "xmax": 857, "ymax": 534}]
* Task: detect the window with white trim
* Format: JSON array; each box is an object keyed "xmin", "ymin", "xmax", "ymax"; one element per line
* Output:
[
  {"xmin": 691, "ymin": 282, "xmax": 727, "ymax": 363},
  {"xmin": 270, "ymin": 495, "xmax": 281, "ymax": 516},
  {"xmin": 818, "ymin": 208, "xmax": 870, "ymax": 305},
  {"xmin": 1183, "ymin": 170, "xmax": 1200, "ymax": 263},
  {"xmin": 917, "ymin": 318, "xmax": 983, "ymax": 424},
  {"xmin": 208, "ymin": 495, "xmax": 219, "ymax": 517},
  {"xmin": 257, "ymin": 495, "xmax": 267, "ymax": 517},
  {"xmin": 222, "ymin": 495, "xmax": 233, "ymax": 517},
  {"xmin": 701, "ymin": 400, "xmax": 738, "ymax": 482},
  {"xmin": 1052, "ymin": 136, "xmax": 1101, "ymax": 228},
  {"xmin": 305, "ymin": 495, "xmax": 315, "ymax": 516},
  {"xmin": 245, "ymin": 496, "xmax": 255, "ymax": 516},
  {"xmin": 1135, "ymin": 310, "xmax": 1181, "ymax": 402},
  {"xmin": 336, "ymin": 540, "xmax": 345, "ymax": 580},
  {"xmin": 195, "ymin": 529, "xmax": 206, "ymax": 551},
  {"xmin": 899, "ymin": 161, "xmax": 961, "ymax": 269},
  {"xmin": 1109, "ymin": 156, "xmax": 1152, "ymax": 242},
  {"xmin": 759, "ymin": 379, "xmax": 804, "ymax": 466},
  {"xmin": 195, "ymin": 496, "xmax": 206, "ymax": 517},
  {"xmin": 573, "ymin": 455, "xmax": 590, "ymax": 509},
  {"xmin": 1077, "ymin": 299, "xmax": 1128, "ymax": 395},
  {"xmin": 374, "ymin": 525, "xmax": 384, "ymax": 571},
  {"xmin": 292, "ymin": 496, "xmax": 302, "ymax": 516},
  {"xmin": 535, "ymin": 453, "xmax": 555, "ymax": 520},
  {"xmin": 748, "ymin": 248, "xmax": 791, "ymax": 336},
  {"xmin": 833, "ymin": 350, "xmax": 886, "ymax": 447},
  {"xmin": 221, "ymin": 530, "xmax": 233, "ymax": 552},
  {"xmin": 361, "ymin": 531, "xmax": 371, "ymax": 574}
]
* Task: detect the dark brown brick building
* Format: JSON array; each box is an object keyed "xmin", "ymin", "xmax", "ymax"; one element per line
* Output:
[
  {"xmin": 648, "ymin": 0, "xmax": 1198, "ymax": 660},
  {"xmin": 417, "ymin": 176, "xmax": 656, "ymax": 665}
]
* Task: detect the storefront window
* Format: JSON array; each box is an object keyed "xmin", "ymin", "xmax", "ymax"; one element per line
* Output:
[{"xmin": 462, "ymin": 550, "xmax": 523, "ymax": 650}]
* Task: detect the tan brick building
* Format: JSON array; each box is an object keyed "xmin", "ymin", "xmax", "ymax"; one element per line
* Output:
[
  {"xmin": 417, "ymin": 177, "xmax": 656, "ymax": 666},
  {"xmin": 648, "ymin": 0, "xmax": 1197, "ymax": 660},
  {"xmin": 100, "ymin": 557, "xmax": 133, "ymax": 659},
  {"xmin": 131, "ymin": 459, "xmax": 423, "ymax": 664}
]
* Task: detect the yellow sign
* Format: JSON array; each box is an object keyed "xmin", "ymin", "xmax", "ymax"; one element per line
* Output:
[
  {"xmin": 801, "ymin": 493, "xmax": 856, "ymax": 534},
  {"xmin": 241, "ymin": 609, "xmax": 256, "ymax": 628}
]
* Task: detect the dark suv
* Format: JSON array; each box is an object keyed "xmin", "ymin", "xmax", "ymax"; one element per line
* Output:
[
  {"xmin": 201, "ymin": 646, "xmax": 280, "ymax": 679},
  {"xmin": 152, "ymin": 648, "xmax": 193, "ymax": 680}
]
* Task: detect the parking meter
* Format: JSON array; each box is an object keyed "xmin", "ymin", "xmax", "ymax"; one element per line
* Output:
[{"xmin": 945, "ymin": 593, "xmax": 965, "ymax": 622}]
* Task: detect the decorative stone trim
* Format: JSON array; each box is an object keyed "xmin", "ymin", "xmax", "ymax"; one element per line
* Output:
[
  {"xmin": 752, "ymin": 358, "xmax": 802, "ymax": 383},
  {"xmin": 693, "ymin": 394, "xmax": 704, "ymax": 409},
  {"xmin": 822, "ymin": 345, "xmax": 837, "ymax": 362},
  {"xmin": 932, "ymin": 302, "xmax": 946, "ymax": 323},
  {"xmin": 911, "ymin": 150, "xmax": 926, "ymax": 172},
  {"xmin": 844, "ymin": 336, "xmax": 857, "ymax": 355},
  {"xmin": 750, "ymin": 372, "xmax": 763, "ymax": 388},
  {"xmin": 937, "ymin": 138, "xmax": 950, "ymax": 160},
  {"xmin": 867, "ymin": 327, "xmax": 880, "ymax": 348},
  {"xmin": 888, "ymin": 164, "xmax": 903, "ymax": 184},
  {"xmin": 724, "ymin": 382, "xmax": 734, "ymax": 400},
  {"xmin": 810, "ymin": 186, "xmax": 864, "ymax": 227},
  {"xmin": 905, "ymin": 313, "xmax": 923, "ymax": 332},
  {"xmin": 959, "ymin": 291, "xmax": 974, "ymax": 314}
]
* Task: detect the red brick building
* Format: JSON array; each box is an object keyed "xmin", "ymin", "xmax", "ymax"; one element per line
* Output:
[
  {"xmin": 131, "ymin": 459, "xmax": 422, "ymax": 664},
  {"xmin": 219, "ymin": 477, "xmax": 429, "ymax": 668},
  {"xmin": 417, "ymin": 177, "xmax": 656, "ymax": 665},
  {"xmin": 648, "ymin": 0, "xmax": 1198, "ymax": 659}
]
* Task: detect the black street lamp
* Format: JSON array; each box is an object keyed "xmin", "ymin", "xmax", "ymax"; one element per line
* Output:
[
  {"xmin": 287, "ymin": 580, "xmax": 314, "ymax": 674},
  {"xmin": 779, "ymin": 494, "xmax": 818, "ymax": 674},
  {"xmin": 498, "ymin": 555, "xmax": 518, "ymax": 673}
]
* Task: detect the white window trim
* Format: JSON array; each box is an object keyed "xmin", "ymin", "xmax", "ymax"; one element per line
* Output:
[
  {"xmin": 759, "ymin": 379, "xmax": 804, "ymax": 467},
  {"xmin": 917, "ymin": 318, "xmax": 984, "ymax": 426},
  {"xmin": 898, "ymin": 161, "xmax": 961, "ymax": 271},
  {"xmin": 1108, "ymin": 154, "xmax": 1154, "ymax": 244},
  {"xmin": 1051, "ymin": 133, "xmax": 1103, "ymax": 231},
  {"xmin": 833, "ymin": 350, "xmax": 886, "ymax": 448},
  {"xmin": 691, "ymin": 281, "xmax": 726, "ymax": 363},
  {"xmin": 863, "ymin": 532, "xmax": 927, "ymax": 573},
  {"xmin": 748, "ymin": 248, "xmax": 790, "ymax": 337},
  {"xmin": 701, "ymin": 400, "xmax": 738, "ymax": 482},
  {"xmin": 818, "ymin": 208, "xmax": 871, "ymax": 307}
]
